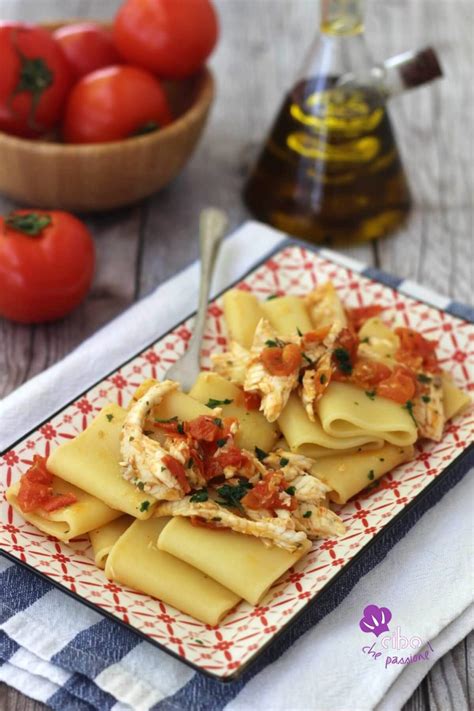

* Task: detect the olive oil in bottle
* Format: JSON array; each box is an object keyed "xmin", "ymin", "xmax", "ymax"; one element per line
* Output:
[{"xmin": 244, "ymin": 1, "xmax": 441, "ymax": 245}]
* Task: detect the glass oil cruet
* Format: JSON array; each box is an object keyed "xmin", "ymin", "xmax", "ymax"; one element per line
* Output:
[{"xmin": 243, "ymin": 0, "xmax": 443, "ymax": 245}]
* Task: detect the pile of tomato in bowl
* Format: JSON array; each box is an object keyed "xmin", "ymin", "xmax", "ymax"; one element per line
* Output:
[{"xmin": 0, "ymin": 0, "xmax": 218, "ymax": 210}]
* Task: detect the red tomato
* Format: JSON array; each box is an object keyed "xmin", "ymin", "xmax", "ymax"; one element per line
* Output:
[
  {"xmin": 261, "ymin": 344, "xmax": 302, "ymax": 376},
  {"xmin": 162, "ymin": 454, "xmax": 191, "ymax": 494},
  {"xmin": 17, "ymin": 455, "xmax": 77, "ymax": 513},
  {"xmin": 242, "ymin": 472, "xmax": 297, "ymax": 512},
  {"xmin": 350, "ymin": 358, "xmax": 392, "ymax": 388},
  {"xmin": 304, "ymin": 326, "xmax": 331, "ymax": 343},
  {"xmin": 242, "ymin": 390, "xmax": 261, "ymax": 411},
  {"xmin": 0, "ymin": 210, "xmax": 95, "ymax": 324},
  {"xmin": 395, "ymin": 327, "xmax": 440, "ymax": 373},
  {"xmin": 114, "ymin": 0, "xmax": 218, "ymax": 79},
  {"xmin": 215, "ymin": 446, "xmax": 248, "ymax": 470},
  {"xmin": 376, "ymin": 366, "xmax": 417, "ymax": 404},
  {"xmin": 0, "ymin": 22, "xmax": 72, "ymax": 137},
  {"xmin": 186, "ymin": 415, "xmax": 222, "ymax": 442},
  {"xmin": 63, "ymin": 65, "xmax": 172, "ymax": 144},
  {"xmin": 54, "ymin": 22, "xmax": 120, "ymax": 80},
  {"xmin": 347, "ymin": 305, "xmax": 384, "ymax": 332}
]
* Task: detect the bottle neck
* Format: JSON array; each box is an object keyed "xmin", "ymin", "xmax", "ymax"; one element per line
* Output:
[{"xmin": 320, "ymin": 0, "xmax": 364, "ymax": 37}]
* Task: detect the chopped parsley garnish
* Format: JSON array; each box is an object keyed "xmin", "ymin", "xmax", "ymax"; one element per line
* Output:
[
  {"xmin": 266, "ymin": 294, "xmax": 278, "ymax": 301},
  {"xmin": 206, "ymin": 398, "xmax": 233, "ymax": 409},
  {"xmin": 216, "ymin": 482, "xmax": 252, "ymax": 512},
  {"xmin": 216, "ymin": 438, "xmax": 227, "ymax": 448},
  {"xmin": 155, "ymin": 416, "xmax": 178, "ymax": 423},
  {"xmin": 212, "ymin": 516, "xmax": 222, "ymax": 521},
  {"xmin": 296, "ymin": 327, "xmax": 303, "ymax": 337},
  {"xmin": 320, "ymin": 374, "xmax": 327, "ymax": 385},
  {"xmin": 368, "ymin": 470, "xmax": 375, "ymax": 481},
  {"xmin": 187, "ymin": 458, "xmax": 194, "ymax": 469},
  {"xmin": 417, "ymin": 373, "xmax": 432, "ymax": 384},
  {"xmin": 106, "ymin": 413, "xmax": 114, "ymax": 422},
  {"xmin": 177, "ymin": 422, "xmax": 185, "ymax": 434},
  {"xmin": 213, "ymin": 417, "xmax": 223, "ymax": 428},
  {"xmin": 303, "ymin": 510, "xmax": 312, "ymax": 518},
  {"xmin": 333, "ymin": 347, "xmax": 353, "ymax": 375},
  {"xmin": 139, "ymin": 501, "xmax": 150, "ymax": 512},
  {"xmin": 137, "ymin": 481, "xmax": 145, "ymax": 491},
  {"xmin": 255, "ymin": 446, "xmax": 268, "ymax": 462},
  {"xmin": 421, "ymin": 395, "xmax": 431, "ymax": 403},
  {"xmin": 365, "ymin": 390, "xmax": 376, "ymax": 400},
  {"xmin": 265, "ymin": 339, "xmax": 279, "ymax": 348},
  {"xmin": 403, "ymin": 400, "xmax": 418, "ymax": 426},
  {"xmin": 285, "ymin": 486, "xmax": 296, "ymax": 496},
  {"xmin": 360, "ymin": 337, "xmax": 370, "ymax": 344},
  {"xmin": 279, "ymin": 457, "xmax": 289, "ymax": 467},
  {"xmin": 190, "ymin": 489, "xmax": 208, "ymax": 503},
  {"xmin": 302, "ymin": 352, "xmax": 313, "ymax": 365},
  {"xmin": 129, "ymin": 436, "xmax": 134, "ymax": 442}
]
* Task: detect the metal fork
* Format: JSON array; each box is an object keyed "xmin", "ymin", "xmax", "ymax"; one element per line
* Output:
[{"xmin": 165, "ymin": 207, "xmax": 228, "ymax": 391}]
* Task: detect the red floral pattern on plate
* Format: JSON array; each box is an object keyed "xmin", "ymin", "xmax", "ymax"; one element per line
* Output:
[{"xmin": 1, "ymin": 245, "xmax": 473, "ymax": 678}]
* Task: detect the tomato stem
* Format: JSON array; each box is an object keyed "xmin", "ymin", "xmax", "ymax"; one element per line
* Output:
[
  {"xmin": 6, "ymin": 212, "xmax": 52, "ymax": 236},
  {"xmin": 10, "ymin": 30, "xmax": 54, "ymax": 131}
]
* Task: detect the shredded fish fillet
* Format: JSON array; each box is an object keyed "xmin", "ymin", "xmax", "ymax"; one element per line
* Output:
[
  {"xmin": 154, "ymin": 498, "xmax": 308, "ymax": 552},
  {"xmin": 304, "ymin": 282, "xmax": 348, "ymax": 328},
  {"xmin": 244, "ymin": 319, "xmax": 299, "ymax": 422},
  {"xmin": 413, "ymin": 374, "xmax": 445, "ymax": 441},
  {"xmin": 211, "ymin": 341, "xmax": 251, "ymax": 386},
  {"xmin": 120, "ymin": 380, "xmax": 186, "ymax": 499}
]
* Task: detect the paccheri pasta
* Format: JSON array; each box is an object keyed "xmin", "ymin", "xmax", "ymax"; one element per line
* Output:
[{"xmin": 6, "ymin": 280, "xmax": 470, "ymax": 625}]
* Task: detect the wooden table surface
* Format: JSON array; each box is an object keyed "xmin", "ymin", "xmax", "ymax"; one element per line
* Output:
[{"xmin": 0, "ymin": 0, "xmax": 472, "ymax": 709}]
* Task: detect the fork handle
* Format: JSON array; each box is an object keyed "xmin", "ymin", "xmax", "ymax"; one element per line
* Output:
[{"xmin": 186, "ymin": 208, "xmax": 228, "ymax": 358}]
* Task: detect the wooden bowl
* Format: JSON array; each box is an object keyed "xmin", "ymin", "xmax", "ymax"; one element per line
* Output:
[{"xmin": 0, "ymin": 22, "xmax": 214, "ymax": 212}]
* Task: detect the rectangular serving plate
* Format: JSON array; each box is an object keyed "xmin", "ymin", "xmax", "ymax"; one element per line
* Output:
[{"xmin": 1, "ymin": 238, "xmax": 473, "ymax": 681}]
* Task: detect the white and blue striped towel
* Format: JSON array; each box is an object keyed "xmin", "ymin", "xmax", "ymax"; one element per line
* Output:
[{"xmin": 1, "ymin": 222, "xmax": 473, "ymax": 711}]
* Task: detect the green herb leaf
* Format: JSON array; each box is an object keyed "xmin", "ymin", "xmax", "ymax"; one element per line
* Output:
[
  {"xmin": 320, "ymin": 374, "xmax": 327, "ymax": 384},
  {"xmin": 266, "ymin": 294, "xmax": 278, "ymax": 301},
  {"xmin": 137, "ymin": 481, "xmax": 145, "ymax": 491},
  {"xmin": 212, "ymin": 516, "xmax": 222, "ymax": 522},
  {"xmin": 187, "ymin": 458, "xmax": 194, "ymax": 469},
  {"xmin": 213, "ymin": 417, "xmax": 223, "ymax": 428},
  {"xmin": 216, "ymin": 481, "xmax": 252, "ymax": 512},
  {"xmin": 365, "ymin": 390, "xmax": 376, "ymax": 400},
  {"xmin": 417, "ymin": 373, "xmax": 432, "ymax": 384},
  {"xmin": 360, "ymin": 337, "xmax": 370, "ymax": 344},
  {"xmin": 264, "ymin": 339, "xmax": 279, "ymax": 348},
  {"xmin": 302, "ymin": 352, "xmax": 313, "ymax": 365},
  {"xmin": 421, "ymin": 395, "xmax": 431, "ymax": 403},
  {"xmin": 139, "ymin": 501, "xmax": 150, "ymax": 512},
  {"xmin": 279, "ymin": 457, "xmax": 290, "ymax": 467},
  {"xmin": 403, "ymin": 400, "xmax": 418, "ymax": 426},
  {"xmin": 155, "ymin": 416, "xmax": 178, "ymax": 423},
  {"xmin": 296, "ymin": 327, "xmax": 303, "ymax": 337},
  {"xmin": 190, "ymin": 489, "xmax": 208, "ymax": 503},
  {"xmin": 255, "ymin": 446, "xmax": 268, "ymax": 462},
  {"xmin": 216, "ymin": 438, "xmax": 227, "ymax": 448},
  {"xmin": 303, "ymin": 510, "xmax": 312, "ymax": 518},
  {"xmin": 177, "ymin": 422, "xmax": 185, "ymax": 434},
  {"xmin": 285, "ymin": 486, "xmax": 296, "ymax": 495},
  {"xmin": 206, "ymin": 398, "xmax": 233, "ymax": 409},
  {"xmin": 333, "ymin": 347, "xmax": 353, "ymax": 375},
  {"xmin": 368, "ymin": 470, "xmax": 375, "ymax": 481},
  {"xmin": 106, "ymin": 413, "xmax": 114, "ymax": 422}
]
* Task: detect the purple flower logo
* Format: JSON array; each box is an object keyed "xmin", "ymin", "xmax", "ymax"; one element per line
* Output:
[{"xmin": 359, "ymin": 604, "xmax": 392, "ymax": 637}]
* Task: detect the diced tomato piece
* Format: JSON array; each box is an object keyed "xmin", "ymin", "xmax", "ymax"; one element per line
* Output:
[
  {"xmin": 304, "ymin": 326, "xmax": 331, "ymax": 343},
  {"xmin": 216, "ymin": 446, "xmax": 249, "ymax": 469},
  {"xmin": 351, "ymin": 358, "xmax": 392, "ymax": 388},
  {"xmin": 261, "ymin": 343, "xmax": 302, "ymax": 377},
  {"xmin": 186, "ymin": 415, "xmax": 223, "ymax": 442},
  {"xmin": 26, "ymin": 455, "xmax": 53, "ymax": 485},
  {"xmin": 162, "ymin": 454, "xmax": 191, "ymax": 494},
  {"xmin": 243, "ymin": 390, "xmax": 261, "ymax": 411},
  {"xmin": 242, "ymin": 472, "xmax": 297, "ymax": 512},
  {"xmin": 42, "ymin": 493, "xmax": 78, "ymax": 512},
  {"xmin": 395, "ymin": 327, "xmax": 440, "ymax": 373},
  {"xmin": 347, "ymin": 305, "xmax": 384, "ymax": 332},
  {"xmin": 376, "ymin": 365, "xmax": 417, "ymax": 404},
  {"xmin": 17, "ymin": 478, "xmax": 52, "ymax": 513},
  {"xmin": 336, "ymin": 327, "xmax": 359, "ymax": 361}
]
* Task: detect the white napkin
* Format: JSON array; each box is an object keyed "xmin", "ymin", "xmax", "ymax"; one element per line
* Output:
[{"xmin": 1, "ymin": 221, "xmax": 472, "ymax": 711}]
